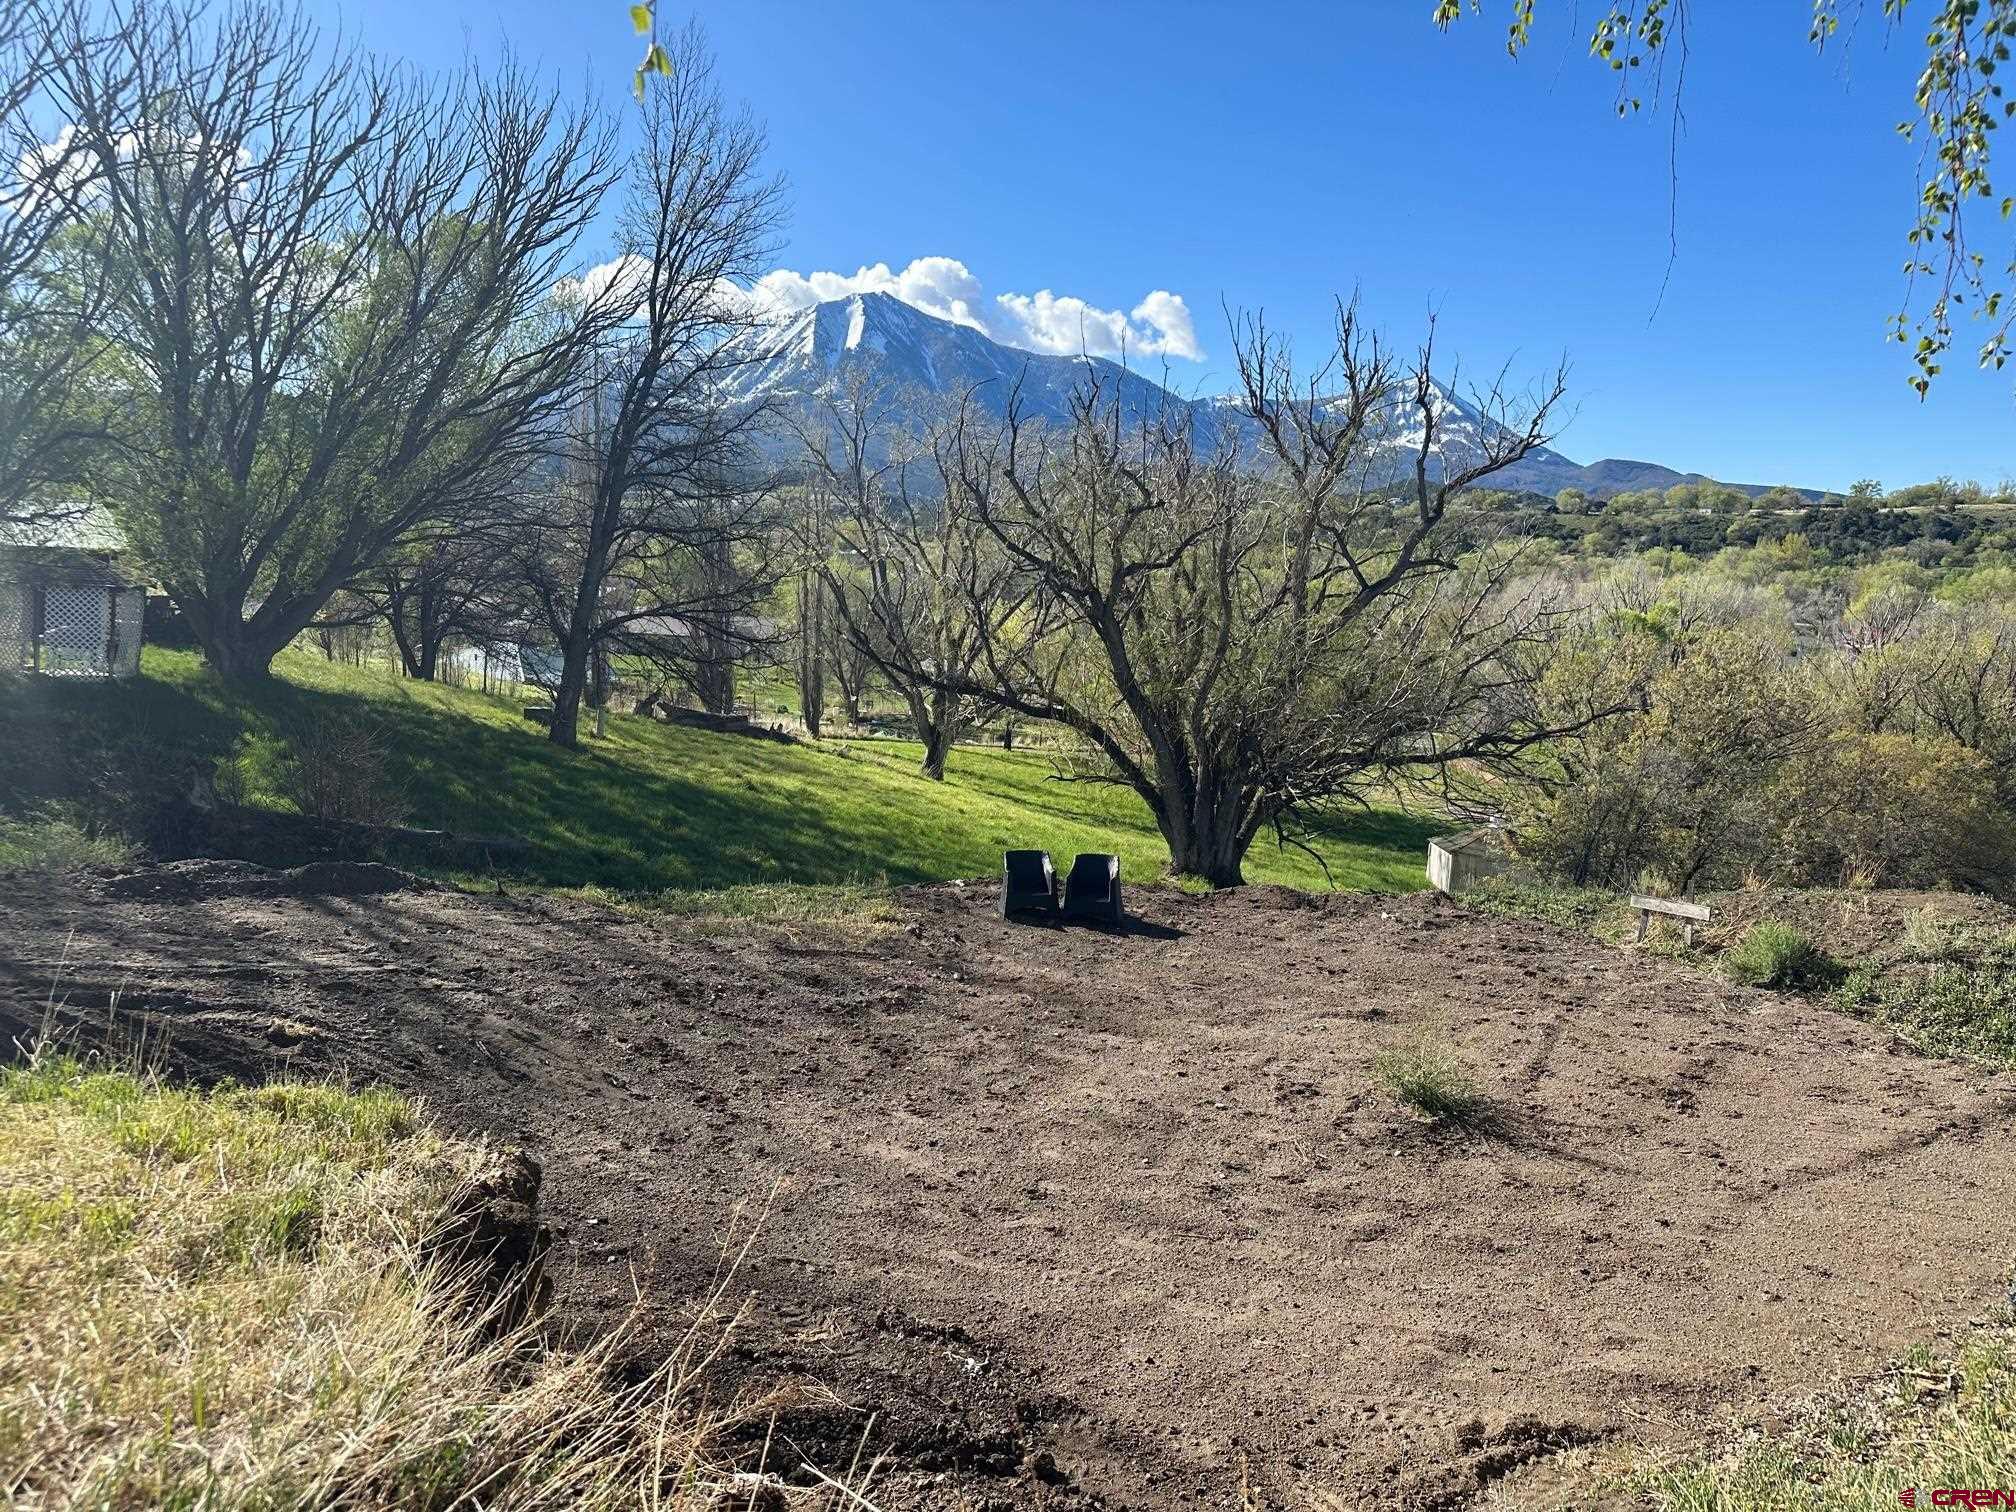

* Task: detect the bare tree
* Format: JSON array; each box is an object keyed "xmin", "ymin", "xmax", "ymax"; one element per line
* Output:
[
  {"xmin": 0, "ymin": 0, "xmax": 115, "ymax": 525},
  {"xmin": 43, "ymin": 0, "xmax": 619, "ymax": 680},
  {"xmin": 348, "ymin": 527, "xmax": 528, "ymax": 681},
  {"xmin": 796, "ymin": 375, "xmax": 1035, "ymax": 780},
  {"xmin": 515, "ymin": 25, "xmax": 786, "ymax": 747},
  {"xmin": 936, "ymin": 303, "xmax": 1627, "ymax": 885}
]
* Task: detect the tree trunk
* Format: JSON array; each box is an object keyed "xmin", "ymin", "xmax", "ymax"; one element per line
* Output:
[
  {"xmin": 197, "ymin": 621, "xmax": 279, "ymax": 682},
  {"xmin": 907, "ymin": 685, "xmax": 954, "ymax": 780},
  {"xmin": 1163, "ymin": 819, "xmax": 1249, "ymax": 887},
  {"xmin": 695, "ymin": 653, "xmax": 736, "ymax": 717},
  {"xmin": 548, "ymin": 519, "xmax": 608, "ymax": 748},
  {"xmin": 549, "ymin": 639, "xmax": 590, "ymax": 748},
  {"xmin": 920, "ymin": 722, "xmax": 953, "ymax": 781},
  {"xmin": 1154, "ymin": 771, "xmax": 1254, "ymax": 888},
  {"xmin": 796, "ymin": 575, "xmax": 825, "ymax": 738}
]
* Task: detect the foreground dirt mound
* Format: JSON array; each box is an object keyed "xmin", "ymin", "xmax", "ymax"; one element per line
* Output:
[{"xmin": 3, "ymin": 876, "xmax": 2012, "ymax": 1510}]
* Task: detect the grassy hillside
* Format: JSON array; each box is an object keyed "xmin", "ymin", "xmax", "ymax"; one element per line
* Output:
[{"xmin": 0, "ymin": 649, "xmax": 1435, "ymax": 895}]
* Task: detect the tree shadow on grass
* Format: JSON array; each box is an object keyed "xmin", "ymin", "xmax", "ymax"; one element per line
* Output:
[{"xmin": 7, "ymin": 656, "xmax": 1435, "ymax": 900}]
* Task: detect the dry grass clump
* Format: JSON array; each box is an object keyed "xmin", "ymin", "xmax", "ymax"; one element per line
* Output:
[
  {"xmin": 0, "ymin": 1056, "xmax": 872, "ymax": 1510},
  {"xmin": 1369, "ymin": 1039, "xmax": 1488, "ymax": 1125}
]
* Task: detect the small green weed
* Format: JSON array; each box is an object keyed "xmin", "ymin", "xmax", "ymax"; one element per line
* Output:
[{"xmin": 1370, "ymin": 1040, "xmax": 1488, "ymax": 1124}]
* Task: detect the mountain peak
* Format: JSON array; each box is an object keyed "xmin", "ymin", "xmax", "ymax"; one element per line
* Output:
[{"xmin": 722, "ymin": 292, "xmax": 1807, "ymax": 498}]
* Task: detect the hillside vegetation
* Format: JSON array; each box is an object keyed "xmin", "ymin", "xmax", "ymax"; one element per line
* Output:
[{"xmin": 0, "ymin": 650, "xmax": 1435, "ymax": 896}]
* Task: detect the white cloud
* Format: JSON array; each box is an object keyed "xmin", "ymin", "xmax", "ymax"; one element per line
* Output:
[
  {"xmin": 561, "ymin": 257, "xmax": 755, "ymax": 325},
  {"xmin": 745, "ymin": 256, "xmax": 1205, "ymax": 363},
  {"xmin": 16, "ymin": 123, "xmax": 252, "ymax": 214},
  {"xmin": 576, "ymin": 253, "xmax": 651, "ymax": 312}
]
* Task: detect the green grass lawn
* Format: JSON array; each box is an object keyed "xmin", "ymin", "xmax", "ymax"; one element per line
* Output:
[{"xmin": 0, "ymin": 649, "xmax": 1435, "ymax": 895}]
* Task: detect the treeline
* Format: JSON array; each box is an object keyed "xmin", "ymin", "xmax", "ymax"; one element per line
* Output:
[
  {"xmin": 3, "ymin": 1, "xmax": 784, "ymax": 746},
  {"xmin": 1503, "ymin": 558, "xmax": 2016, "ymax": 894},
  {"xmin": 9, "ymin": 3, "xmax": 2010, "ymax": 894},
  {"xmin": 1471, "ymin": 475, "xmax": 2016, "ymax": 569},
  {"xmin": 1537, "ymin": 499, "xmax": 2016, "ymax": 569}
]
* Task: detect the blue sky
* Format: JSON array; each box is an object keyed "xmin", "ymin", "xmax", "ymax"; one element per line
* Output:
[{"xmin": 315, "ymin": 0, "xmax": 2012, "ymax": 493}]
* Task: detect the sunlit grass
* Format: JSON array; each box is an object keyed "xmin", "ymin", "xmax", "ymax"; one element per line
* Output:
[
  {"xmin": 1607, "ymin": 1316, "xmax": 2016, "ymax": 1511},
  {"xmin": 0, "ymin": 805, "xmax": 134, "ymax": 871},
  {"xmin": 0, "ymin": 1056, "xmax": 864, "ymax": 1509},
  {"xmin": 2, "ymin": 647, "xmax": 1437, "ymax": 897}
]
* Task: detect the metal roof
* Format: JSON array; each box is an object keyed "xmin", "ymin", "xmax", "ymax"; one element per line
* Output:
[{"xmin": 0, "ymin": 501, "xmax": 128, "ymax": 553}]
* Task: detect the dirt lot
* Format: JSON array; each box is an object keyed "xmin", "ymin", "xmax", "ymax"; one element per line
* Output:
[{"xmin": 4, "ymin": 866, "xmax": 2015, "ymax": 1510}]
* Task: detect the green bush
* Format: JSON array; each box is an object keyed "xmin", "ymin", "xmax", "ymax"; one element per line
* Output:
[
  {"xmin": 0, "ymin": 807, "xmax": 134, "ymax": 872},
  {"xmin": 1836, "ymin": 961, "xmax": 2016, "ymax": 1068},
  {"xmin": 1724, "ymin": 921, "xmax": 1834, "ymax": 989}
]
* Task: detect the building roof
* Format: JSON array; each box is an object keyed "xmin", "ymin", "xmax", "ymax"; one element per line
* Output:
[
  {"xmin": 0, "ymin": 501, "xmax": 128, "ymax": 553},
  {"xmin": 625, "ymin": 613, "xmax": 778, "ymax": 641},
  {"xmin": 1429, "ymin": 825, "xmax": 1511, "ymax": 855}
]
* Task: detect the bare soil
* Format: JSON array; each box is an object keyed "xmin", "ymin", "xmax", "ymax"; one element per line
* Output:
[{"xmin": 4, "ymin": 868, "xmax": 2014, "ymax": 1510}]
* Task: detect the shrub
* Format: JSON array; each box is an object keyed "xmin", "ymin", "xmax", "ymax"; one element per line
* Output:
[
  {"xmin": 1771, "ymin": 732, "xmax": 2016, "ymax": 892},
  {"xmin": 273, "ymin": 711, "xmax": 408, "ymax": 826},
  {"xmin": 1371, "ymin": 1040, "xmax": 1487, "ymax": 1124},
  {"xmin": 1836, "ymin": 961, "xmax": 2016, "ymax": 1068},
  {"xmin": 1724, "ymin": 921, "xmax": 1834, "ymax": 989},
  {"xmin": 0, "ymin": 806, "xmax": 135, "ymax": 872}
]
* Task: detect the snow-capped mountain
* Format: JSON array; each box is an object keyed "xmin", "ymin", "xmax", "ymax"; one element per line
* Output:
[
  {"xmin": 720, "ymin": 289, "xmax": 1187, "ymax": 433},
  {"xmin": 724, "ymin": 291, "xmax": 1808, "ymax": 500}
]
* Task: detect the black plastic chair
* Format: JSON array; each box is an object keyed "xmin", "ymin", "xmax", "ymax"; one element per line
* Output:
[
  {"xmin": 998, "ymin": 849, "xmax": 1057, "ymax": 918},
  {"xmin": 1062, "ymin": 852, "xmax": 1122, "ymax": 924}
]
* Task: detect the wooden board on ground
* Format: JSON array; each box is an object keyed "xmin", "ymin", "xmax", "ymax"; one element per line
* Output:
[{"xmin": 1631, "ymin": 894, "xmax": 1713, "ymax": 946}]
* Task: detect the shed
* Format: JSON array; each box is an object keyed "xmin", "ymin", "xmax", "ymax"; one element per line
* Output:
[
  {"xmin": 0, "ymin": 506, "xmax": 146, "ymax": 678},
  {"xmin": 1426, "ymin": 824, "xmax": 1517, "ymax": 894}
]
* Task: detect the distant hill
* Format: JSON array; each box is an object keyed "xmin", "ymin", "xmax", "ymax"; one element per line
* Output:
[{"xmin": 721, "ymin": 291, "xmax": 1824, "ymax": 501}]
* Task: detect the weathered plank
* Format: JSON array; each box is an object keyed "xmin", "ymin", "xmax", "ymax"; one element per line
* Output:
[
  {"xmin": 1630, "ymin": 895, "xmax": 1712, "ymax": 922},
  {"xmin": 1631, "ymin": 894, "xmax": 1713, "ymax": 946}
]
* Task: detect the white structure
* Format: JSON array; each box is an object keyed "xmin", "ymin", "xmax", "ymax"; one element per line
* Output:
[
  {"xmin": 1426, "ymin": 825, "xmax": 1517, "ymax": 894},
  {"xmin": 0, "ymin": 507, "xmax": 145, "ymax": 678}
]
